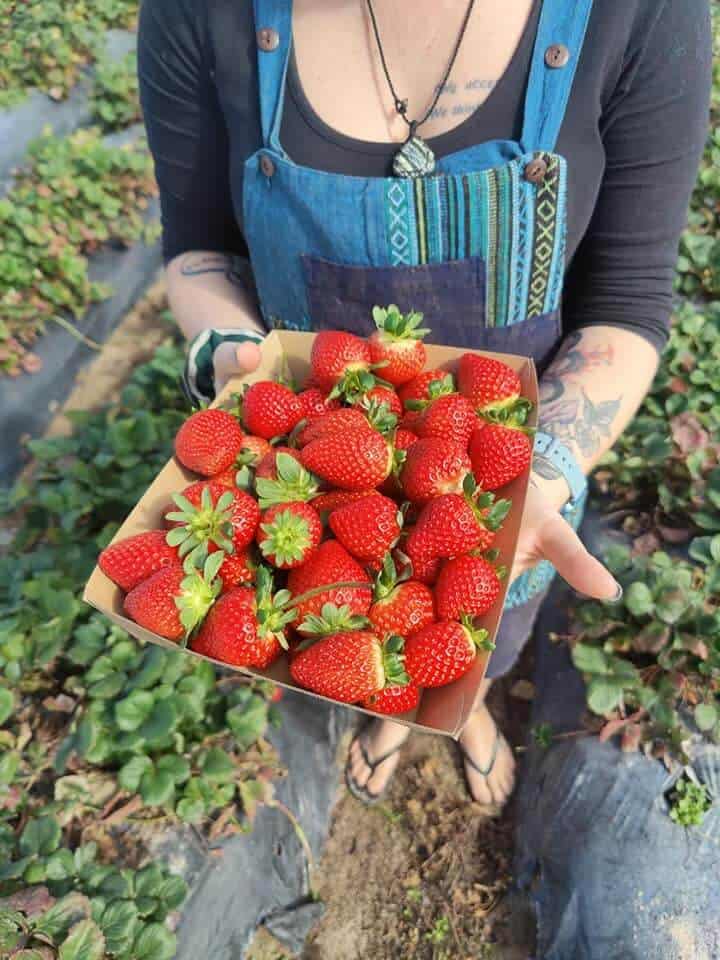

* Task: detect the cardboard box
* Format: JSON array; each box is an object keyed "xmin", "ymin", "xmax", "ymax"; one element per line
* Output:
[{"xmin": 84, "ymin": 331, "xmax": 537, "ymax": 739}]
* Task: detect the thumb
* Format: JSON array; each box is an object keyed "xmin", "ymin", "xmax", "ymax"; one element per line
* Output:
[
  {"xmin": 537, "ymin": 511, "xmax": 621, "ymax": 602},
  {"xmin": 213, "ymin": 340, "xmax": 262, "ymax": 393}
]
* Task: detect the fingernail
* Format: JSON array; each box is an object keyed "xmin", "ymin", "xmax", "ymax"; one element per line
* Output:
[{"xmin": 608, "ymin": 581, "xmax": 623, "ymax": 603}]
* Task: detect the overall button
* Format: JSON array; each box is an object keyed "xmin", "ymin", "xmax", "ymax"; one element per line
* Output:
[
  {"xmin": 257, "ymin": 27, "xmax": 279, "ymax": 51},
  {"xmin": 260, "ymin": 155, "xmax": 276, "ymax": 178},
  {"xmin": 524, "ymin": 157, "xmax": 548, "ymax": 184},
  {"xmin": 545, "ymin": 43, "xmax": 570, "ymax": 68}
]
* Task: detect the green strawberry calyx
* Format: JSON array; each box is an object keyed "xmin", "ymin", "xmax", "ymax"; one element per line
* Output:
[
  {"xmin": 175, "ymin": 552, "xmax": 224, "ymax": 642},
  {"xmin": 459, "ymin": 614, "xmax": 494, "ymax": 653},
  {"xmin": 373, "ymin": 552, "xmax": 412, "ymax": 602},
  {"xmin": 381, "ymin": 634, "xmax": 410, "ymax": 687},
  {"xmin": 362, "ymin": 398, "xmax": 398, "ymax": 436},
  {"xmin": 461, "ymin": 474, "xmax": 512, "ymax": 531},
  {"xmin": 259, "ymin": 506, "xmax": 315, "ymax": 567},
  {"xmin": 372, "ymin": 304, "xmax": 430, "ymax": 343},
  {"xmin": 165, "ymin": 486, "xmax": 236, "ymax": 568},
  {"xmin": 479, "ymin": 395, "xmax": 535, "ymax": 429},
  {"xmin": 255, "ymin": 452, "xmax": 320, "ymax": 507},
  {"xmin": 254, "ymin": 565, "xmax": 295, "ymax": 650},
  {"xmin": 329, "ymin": 367, "xmax": 393, "ymax": 404},
  {"xmin": 298, "ymin": 601, "xmax": 370, "ymax": 639},
  {"xmin": 403, "ymin": 374, "xmax": 455, "ymax": 412}
]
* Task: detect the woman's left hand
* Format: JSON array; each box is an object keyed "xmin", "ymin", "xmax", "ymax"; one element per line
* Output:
[{"xmin": 510, "ymin": 479, "xmax": 620, "ymax": 601}]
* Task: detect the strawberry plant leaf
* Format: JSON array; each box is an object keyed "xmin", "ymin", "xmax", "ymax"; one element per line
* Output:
[
  {"xmin": 0, "ymin": 686, "xmax": 13, "ymax": 725},
  {"xmin": 139, "ymin": 770, "xmax": 176, "ymax": 807},
  {"xmin": 132, "ymin": 922, "xmax": 177, "ymax": 960},
  {"xmin": 624, "ymin": 583, "xmax": 655, "ymax": 618},
  {"xmin": 20, "ymin": 817, "xmax": 62, "ymax": 858},
  {"xmin": 694, "ymin": 703, "xmax": 718, "ymax": 732},
  {"xmin": 58, "ymin": 919, "xmax": 105, "ymax": 960}
]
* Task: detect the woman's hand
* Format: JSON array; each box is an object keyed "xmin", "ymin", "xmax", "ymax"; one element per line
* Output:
[
  {"xmin": 213, "ymin": 340, "xmax": 263, "ymax": 394},
  {"xmin": 510, "ymin": 479, "xmax": 620, "ymax": 601}
]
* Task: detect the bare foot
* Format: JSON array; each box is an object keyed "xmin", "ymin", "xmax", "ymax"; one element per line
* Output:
[
  {"xmin": 459, "ymin": 704, "xmax": 516, "ymax": 807},
  {"xmin": 346, "ymin": 719, "xmax": 410, "ymax": 800}
]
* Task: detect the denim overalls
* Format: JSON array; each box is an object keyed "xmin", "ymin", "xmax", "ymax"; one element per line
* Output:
[{"xmin": 241, "ymin": 0, "xmax": 592, "ymax": 673}]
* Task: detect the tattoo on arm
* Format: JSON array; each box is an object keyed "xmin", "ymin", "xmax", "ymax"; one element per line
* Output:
[
  {"xmin": 535, "ymin": 332, "xmax": 623, "ymax": 479},
  {"xmin": 179, "ymin": 253, "xmax": 248, "ymax": 288}
]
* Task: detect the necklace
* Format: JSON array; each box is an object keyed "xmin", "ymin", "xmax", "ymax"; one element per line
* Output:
[{"xmin": 366, "ymin": 0, "xmax": 477, "ymax": 178}]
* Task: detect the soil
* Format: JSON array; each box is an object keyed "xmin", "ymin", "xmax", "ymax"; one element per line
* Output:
[{"xmin": 302, "ymin": 674, "xmax": 537, "ymax": 960}]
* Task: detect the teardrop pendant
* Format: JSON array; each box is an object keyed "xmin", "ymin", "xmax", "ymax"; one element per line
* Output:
[{"xmin": 393, "ymin": 135, "xmax": 436, "ymax": 179}]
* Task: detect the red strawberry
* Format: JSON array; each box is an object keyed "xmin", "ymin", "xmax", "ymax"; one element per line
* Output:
[
  {"xmin": 297, "ymin": 388, "xmax": 341, "ymax": 423},
  {"xmin": 124, "ymin": 555, "xmax": 223, "ymax": 641},
  {"xmin": 166, "ymin": 480, "xmax": 260, "ymax": 563},
  {"xmin": 217, "ymin": 547, "xmax": 255, "ymax": 592},
  {"xmin": 367, "ymin": 305, "xmax": 429, "ymax": 386},
  {"xmin": 414, "ymin": 393, "xmax": 481, "ymax": 448},
  {"xmin": 404, "ymin": 477, "xmax": 510, "ymax": 563},
  {"xmin": 301, "ymin": 428, "xmax": 394, "ymax": 491},
  {"xmin": 240, "ymin": 436, "xmax": 273, "ymax": 464},
  {"xmin": 255, "ymin": 451, "xmax": 320, "ymax": 509},
  {"xmin": 174, "ymin": 409, "xmax": 244, "ymax": 477},
  {"xmin": 212, "ymin": 437, "xmax": 273, "ymax": 489},
  {"xmin": 469, "ymin": 424, "xmax": 533, "ymax": 490},
  {"xmin": 290, "ymin": 631, "xmax": 407, "ymax": 704},
  {"xmin": 404, "ymin": 618, "xmax": 493, "ymax": 688},
  {"xmin": 296, "ymin": 407, "xmax": 370, "ymax": 447},
  {"xmin": 312, "ymin": 488, "xmax": 380, "ymax": 515},
  {"xmin": 255, "ymin": 446, "xmax": 302, "ymax": 481},
  {"xmin": 368, "ymin": 555, "xmax": 435, "ymax": 638},
  {"xmin": 399, "ymin": 437, "xmax": 471, "ymax": 504},
  {"xmin": 435, "ymin": 554, "xmax": 503, "ymax": 620},
  {"xmin": 360, "ymin": 385, "xmax": 402, "ymax": 417},
  {"xmin": 403, "ymin": 541, "xmax": 442, "ymax": 586},
  {"xmin": 257, "ymin": 501, "xmax": 322, "ymax": 569},
  {"xmin": 398, "ymin": 369, "xmax": 454, "ymax": 407},
  {"xmin": 310, "ymin": 331, "xmax": 372, "ymax": 393},
  {"xmin": 329, "ymin": 494, "xmax": 402, "ymax": 563},
  {"xmin": 363, "ymin": 682, "xmax": 420, "ymax": 715},
  {"xmin": 394, "ymin": 428, "xmax": 418, "ymax": 452},
  {"xmin": 241, "ymin": 381, "xmax": 303, "ymax": 440},
  {"xmin": 99, "ymin": 530, "xmax": 179, "ymax": 592},
  {"xmin": 457, "ymin": 354, "xmax": 522, "ymax": 417},
  {"xmin": 286, "ymin": 540, "xmax": 372, "ymax": 631},
  {"xmin": 191, "ymin": 567, "xmax": 293, "ymax": 668}
]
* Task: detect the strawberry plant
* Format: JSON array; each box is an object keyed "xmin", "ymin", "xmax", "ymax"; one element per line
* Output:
[
  {"xmin": 668, "ymin": 775, "xmax": 713, "ymax": 827},
  {"xmin": 90, "ymin": 52, "xmax": 141, "ymax": 131}
]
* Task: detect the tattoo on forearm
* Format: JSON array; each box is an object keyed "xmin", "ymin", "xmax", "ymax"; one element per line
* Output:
[
  {"xmin": 535, "ymin": 332, "xmax": 623, "ymax": 478},
  {"xmin": 179, "ymin": 253, "xmax": 247, "ymax": 288}
]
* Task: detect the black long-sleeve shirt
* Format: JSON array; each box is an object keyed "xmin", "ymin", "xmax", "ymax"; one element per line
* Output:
[{"xmin": 138, "ymin": 0, "xmax": 712, "ymax": 352}]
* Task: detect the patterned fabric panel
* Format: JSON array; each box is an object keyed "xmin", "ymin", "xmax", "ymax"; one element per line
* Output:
[{"xmin": 383, "ymin": 153, "xmax": 566, "ymax": 327}]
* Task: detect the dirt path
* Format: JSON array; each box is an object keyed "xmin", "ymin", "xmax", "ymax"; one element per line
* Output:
[{"xmin": 304, "ymin": 679, "xmax": 536, "ymax": 960}]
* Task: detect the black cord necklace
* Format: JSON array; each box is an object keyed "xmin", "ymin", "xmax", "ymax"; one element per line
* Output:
[{"xmin": 366, "ymin": 0, "xmax": 477, "ymax": 178}]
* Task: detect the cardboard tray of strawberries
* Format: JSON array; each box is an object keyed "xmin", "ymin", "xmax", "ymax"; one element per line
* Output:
[{"xmin": 84, "ymin": 312, "xmax": 537, "ymax": 738}]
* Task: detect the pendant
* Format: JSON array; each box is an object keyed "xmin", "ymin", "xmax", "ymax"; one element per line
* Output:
[{"xmin": 393, "ymin": 135, "xmax": 436, "ymax": 179}]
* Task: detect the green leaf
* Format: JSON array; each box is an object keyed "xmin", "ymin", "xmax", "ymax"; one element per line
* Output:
[
  {"xmin": 138, "ymin": 699, "xmax": 178, "ymax": 744},
  {"xmin": 133, "ymin": 922, "xmax": 177, "ymax": 960},
  {"xmin": 58, "ymin": 919, "xmax": 106, "ymax": 960},
  {"xmin": 624, "ymin": 582, "xmax": 655, "ymax": 618},
  {"xmin": 201, "ymin": 747, "xmax": 235, "ymax": 782},
  {"xmin": 36, "ymin": 893, "xmax": 93, "ymax": 941},
  {"xmin": 20, "ymin": 816, "xmax": 61, "ymax": 856},
  {"xmin": 100, "ymin": 900, "xmax": 139, "ymax": 955},
  {"xmin": 46, "ymin": 848, "xmax": 76, "ymax": 881},
  {"xmin": 0, "ymin": 686, "xmax": 14, "ymax": 725},
  {"xmin": 156, "ymin": 755, "xmax": 191, "ymax": 784},
  {"xmin": 586, "ymin": 678, "xmax": 624, "ymax": 716},
  {"xmin": 155, "ymin": 875, "xmax": 188, "ymax": 912},
  {"xmin": 571, "ymin": 644, "xmax": 608, "ymax": 675},
  {"xmin": 114, "ymin": 691, "xmax": 155, "ymax": 731},
  {"xmin": 140, "ymin": 770, "xmax": 176, "ymax": 807},
  {"xmin": 118, "ymin": 755, "xmax": 153, "ymax": 793},
  {"xmin": 694, "ymin": 703, "xmax": 718, "ymax": 732},
  {"xmin": 226, "ymin": 695, "xmax": 269, "ymax": 750}
]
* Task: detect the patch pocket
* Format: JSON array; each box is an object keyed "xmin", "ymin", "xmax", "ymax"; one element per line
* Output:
[
  {"xmin": 302, "ymin": 255, "xmax": 486, "ymax": 349},
  {"xmin": 468, "ymin": 309, "xmax": 562, "ymax": 373}
]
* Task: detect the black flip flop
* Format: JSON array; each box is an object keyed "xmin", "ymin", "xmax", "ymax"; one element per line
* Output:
[
  {"xmin": 344, "ymin": 728, "xmax": 407, "ymax": 806},
  {"xmin": 459, "ymin": 723, "xmax": 510, "ymax": 806}
]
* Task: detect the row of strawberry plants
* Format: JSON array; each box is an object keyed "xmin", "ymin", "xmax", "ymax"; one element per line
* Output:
[{"xmin": 0, "ymin": 342, "xmax": 280, "ymax": 958}]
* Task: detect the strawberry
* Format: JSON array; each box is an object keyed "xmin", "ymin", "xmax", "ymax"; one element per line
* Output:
[
  {"xmin": 403, "ymin": 541, "xmax": 442, "ymax": 586},
  {"xmin": 255, "ymin": 446, "xmax": 302, "ymax": 481},
  {"xmin": 296, "ymin": 407, "xmax": 370, "ymax": 447},
  {"xmin": 241, "ymin": 435, "xmax": 274, "ymax": 463},
  {"xmin": 363, "ymin": 682, "xmax": 420, "ymax": 715},
  {"xmin": 191, "ymin": 566, "xmax": 294, "ymax": 668},
  {"xmin": 310, "ymin": 330, "xmax": 372, "ymax": 393},
  {"xmin": 124, "ymin": 554, "xmax": 223, "ymax": 641},
  {"xmin": 404, "ymin": 618, "xmax": 493, "ymax": 688},
  {"xmin": 359, "ymin": 385, "xmax": 402, "ymax": 417},
  {"xmin": 329, "ymin": 494, "xmax": 402, "ymax": 563},
  {"xmin": 413, "ymin": 393, "xmax": 481, "ymax": 448},
  {"xmin": 434, "ymin": 554, "xmax": 503, "ymax": 620},
  {"xmin": 301, "ymin": 427, "xmax": 395, "ymax": 491},
  {"xmin": 255, "ymin": 452, "xmax": 320, "ymax": 507},
  {"xmin": 398, "ymin": 369, "xmax": 454, "ymax": 408},
  {"xmin": 457, "ymin": 354, "xmax": 530, "ymax": 423},
  {"xmin": 312, "ymin": 488, "xmax": 380, "ymax": 515},
  {"xmin": 404, "ymin": 475, "xmax": 510, "ymax": 563},
  {"xmin": 394, "ymin": 428, "xmax": 418, "ymax": 452},
  {"xmin": 174, "ymin": 408, "xmax": 245, "ymax": 477},
  {"xmin": 399, "ymin": 437, "xmax": 471, "ymax": 504},
  {"xmin": 257, "ymin": 501, "xmax": 322, "ymax": 569},
  {"xmin": 212, "ymin": 437, "xmax": 274, "ymax": 490},
  {"xmin": 469, "ymin": 424, "xmax": 533, "ymax": 490},
  {"xmin": 399, "ymin": 374, "xmax": 454, "ymax": 434},
  {"xmin": 297, "ymin": 388, "xmax": 341, "ymax": 423},
  {"xmin": 240, "ymin": 381, "xmax": 303, "ymax": 440},
  {"xmin": 217, "ymin": 547, "xmax": 255, "ymax": 592},
  {"xmin": 286, "ymin": 540, "xmax": 372, "ymax": 630},
  {"xmin": 165, "ymin": 480, "xmax": 260, "ymax": 564},
  {"xmin": 290, "ymin": 630, "xmax": 407, "ymax": 704},
  {"xmin": 99, "ymin": 530, "xmax": 179, "ymax": 592},
  {"xmin": 367, "ymin": 554, "xmax": 435, "ymax": 638},
  {"xmin": 367, "ymin": 305, "xmax": 429, "ymax": 386}
]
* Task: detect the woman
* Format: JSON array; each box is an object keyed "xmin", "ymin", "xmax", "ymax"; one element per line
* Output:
[{"xmin": 139, "ymin": 0, "xmax": 711, "ymax": 808}]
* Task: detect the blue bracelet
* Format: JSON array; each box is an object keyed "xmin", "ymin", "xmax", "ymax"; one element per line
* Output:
[{"xmin": 533, "ymin": 431, "xmax": 588, "ymax": 508}]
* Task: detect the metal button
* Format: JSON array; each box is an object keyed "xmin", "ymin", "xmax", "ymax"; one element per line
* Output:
[
  {"xmin": 545, "ymin": 43, "xmax": 570, "ymax": 68},
  {"xmin": 257, "ymin": 27, "xmax": 279, "ymax": 52},
  {"xmin": 524, "ymin": 157, "xmax": 548, "ymax": 184},
  {"xmin": 260, "ymin": 154, "xmax": 275, "ymax": 178}
]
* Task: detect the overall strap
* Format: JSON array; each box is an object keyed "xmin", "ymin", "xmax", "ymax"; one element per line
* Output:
[
  {"xmin": 520, "ymin": 0, "xmax": 594, "ymax": 154},
  {"xmin": 252, "ymin": 0, "xmax": 293, "ymax": 154}
]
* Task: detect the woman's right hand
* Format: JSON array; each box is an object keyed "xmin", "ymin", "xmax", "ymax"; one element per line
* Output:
[{"xmin": 212, "ymin": 340, "xmax": 263, "ymax": 394}]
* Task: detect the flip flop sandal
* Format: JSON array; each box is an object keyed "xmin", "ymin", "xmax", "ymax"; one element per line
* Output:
[
  {"xmin": 344, "ymin": 728, "xmax": 407, "ymax": 806},
  {"xmin": 459, "ymin": 723, "xmax": 511, "ymax": 807}
]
